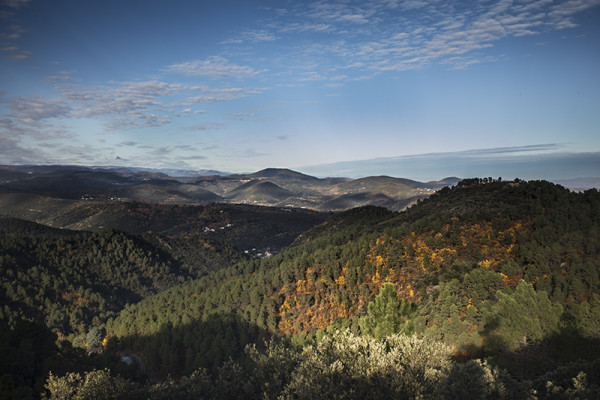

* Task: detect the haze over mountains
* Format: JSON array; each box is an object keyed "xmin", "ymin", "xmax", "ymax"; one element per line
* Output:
[{"xmin": 0, "ymin": 165, "xmax": 460, "ymax": 212}]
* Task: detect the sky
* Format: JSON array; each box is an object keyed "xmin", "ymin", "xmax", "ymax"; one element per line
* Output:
[{"xmin": 1, "ymin": 0, "xmax": 599, "ymax": 181}]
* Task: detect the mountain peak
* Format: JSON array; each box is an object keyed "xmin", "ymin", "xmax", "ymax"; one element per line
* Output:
[{"xmin": 248, "ymin": 168, "xmax": 319, "ymax": 181}]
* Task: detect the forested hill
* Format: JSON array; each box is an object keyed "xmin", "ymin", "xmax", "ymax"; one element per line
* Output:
[
  {"xmin": 4, "ymin": 179, "xmax": 600, "ymax": 399},
  {"xmin": 0, "ymin": 218, "xmax": 247, "ymax": 342},
  {"xmin": 106, "ymin": 179, "xmax": 600, "ymax": 381}
]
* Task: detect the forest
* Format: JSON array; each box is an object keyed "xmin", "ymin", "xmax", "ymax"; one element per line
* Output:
[{"xmin": 1, "ymin": 178, "xmax": 600, "ymax": 399}]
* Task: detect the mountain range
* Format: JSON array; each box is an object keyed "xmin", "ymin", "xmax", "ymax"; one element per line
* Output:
[
  {"xmin": 0, "ymin": 165, "xmax": 460, "ymax": 211},
  {"xmin": 1, "ymin": 174, "xmax": 600, "ymax": 399}
]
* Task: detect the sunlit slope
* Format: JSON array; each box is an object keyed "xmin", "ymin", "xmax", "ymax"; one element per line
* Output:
[
  {"xmin": 0, "ymin": 166, "xmax": 458, "ymax": 211},
  {"xmin": 107, "ymin": 179, "xmax": 600, "ymax": 377}
]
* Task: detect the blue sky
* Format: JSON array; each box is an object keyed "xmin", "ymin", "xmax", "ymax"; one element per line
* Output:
[{"xmin": 1, "ymin": 0, "xmax": 599, "ymax": 180}]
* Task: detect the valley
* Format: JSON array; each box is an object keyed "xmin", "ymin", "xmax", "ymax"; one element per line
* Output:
[
  {"xmin": 0, "ymin": 171, "xmax": 599, "ymax": 399},
  {"xmin": 0, "ymin": 165, "xmax": 459, "ymax": 211}
]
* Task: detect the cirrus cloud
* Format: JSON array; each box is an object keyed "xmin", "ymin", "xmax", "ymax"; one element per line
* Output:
[{"xmin": 166, "ymin": 56, "xmax": 259, "ymax": 78}]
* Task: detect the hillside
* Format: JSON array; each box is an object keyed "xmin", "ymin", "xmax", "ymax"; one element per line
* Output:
[
  {"xmin": 338, "ymin": 175, "xmax": 418, "ymax": 195},
  {"xmin": 226, "ymin": 180, "xmax": 294, "ymax": 204},
  {"xmin": 71, "ymin": 183, "xmax": 224, "ymax": 204},
  {"xmin": 0, "ymin": 221, "xmax": 190, "ymax": 341},
  {"xmin": 3, "ymin": 178, "xmax": 600, "ymax": 399},
  {"xmin": 0, "ymin": 169, "xmax": 134, "ymax": 193},
  {"xmin": 0, "ymin": 166, "xmax": 454, "ymax": 212},
  {"xmin": 0, "ymin": 195, "xmax": 328, "ymax": 255},
  {"xmin": 105, "ymin": 179, "xmax": 600, "ymax": 381},
  {"xmin": 317, "ymin": 192, "xmax": 424, "ymax": 212},
  {"xmin": 243, "ymin": 168, "xmax": 320, "ymax": 182}
]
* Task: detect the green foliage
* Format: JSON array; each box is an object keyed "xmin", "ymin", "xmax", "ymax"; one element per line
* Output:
[
  {"xmin": 0, "ymin": 320, "xmax": 60, "ymax": 399},
  {"xmin": 0, "ymin": 225, "xmax": 192, "ymax": 339},
  {"xmin": 278, "ymin": 331, "xmax": 453, "ymax": 399},
  {"xmin": 360, "ymin": 282, "xmax": 414, "ymax": 339},
  {"xmin": 463, "ymin": 268, "xmax": 504, "ymax": 303},
  {"xmin": 484, "ymin": 280, "xmax": 562, "ymax": 350},
  {"xmin": 104, "ymin": 180, "xmax": 600, "ymax": 380},
  {"xmin": 443, "ymin": 359, "xmax": 523, "ymax": 400},
  {"xmin": 86, "ymin": 327, "xmax": 103, "ymax": 349},
  {"xmin": 564, "ymin": 294, "xmax": 600, "ymax": 338},
  {"xmin": 3, "ymin": 179, "xmax": 600, "ymax": 399},
  {"xmin": 528, "ymin": 359, "xmax": 600, "ymax": 399},
  {"xmin": 43, "ymin": 369, "xmax": 146, "ymax": 400},
  {"xmin": 41, "ymin": 331, "xmax": 600, "ymax": 400}
]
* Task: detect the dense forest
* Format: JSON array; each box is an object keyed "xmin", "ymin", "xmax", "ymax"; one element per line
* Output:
[
  {"xmin": 0, "ymin": 219, "xmax": 245, "ymax": 344},
  {"xmin": 2, "ymin": 178, "xmax": 600, "ymax": 398}
]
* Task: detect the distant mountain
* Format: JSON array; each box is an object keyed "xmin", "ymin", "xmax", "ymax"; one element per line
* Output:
[
  {"xmin": 0, "ymin": 164, "xmax": 230, "ymax": 177},
  {"xmin": 85, "ymin": 184, "xmax": 223, "ymax": 204},
  {"xmin": 552, "ymin": 177, "xmax": 600, "ymax": 190},
  {"xmin": 0, "ymin": 164, "xmax": 95, "ymax": 174},
  {"xmin": 226, "ymin": 180, "xmax": 294, "ymax": 204},
  {"xmin": 0, "ymin": 165, "xmax": 460, "ymax": 212},
  {"xmin": 317, "ymin": 192, "xmax": 425, "ymax": 212},
  {"xmin": 0, "ymin": 216, "xmax": 80, "ymax": 238},
  {"xmin": 425, "ymin": 176, "xmax": 462, "ymax": 188},
  {"xmin": 244, "ymin": 168, "xmax": 320, "ymax": 182},
  {"xmin": 3, "ymin": 177, "xmax": 600, "ymax": 399},
  {"xmin": 0, "ymin": 168, "xmax": 134, "ymax": 193},
  {"xmin": 337, "ymin": 176, "xmax": 416, "ymax": 196},
  {"xmin": 101, "ymin": 166, "xmax": 230, "ymax": 177},
  {"xmin": 0, "ymin": 192, "xmax": 328, "ymax": 255}
]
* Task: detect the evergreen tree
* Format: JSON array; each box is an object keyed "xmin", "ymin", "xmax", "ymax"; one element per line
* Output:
[
  {"xmin": 360, "ymin": 283, "xmax": 414, "ymax": 339},
  {"xmin": 483, "ymin": 280, "xmax": 562, "ymax": 350}
]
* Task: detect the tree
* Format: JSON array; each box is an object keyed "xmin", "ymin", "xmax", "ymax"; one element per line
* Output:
[
  {"xmin": 86, "ymin": 327, "xmax": 103, "ymax": 349},
  {"xmin": 463, "ymin": 268, "xmax": 503, "ymax": 303},
  {"xmin": 44, "ymin": 369, "xmax": 145, "ymax": 400},
  {"xmin": 483, "ymin": 280, "xmax": 562, "ymax": 350},
  {"xmin": 360, "ymin": 283, "xmax": 414, "ymax": 339}
]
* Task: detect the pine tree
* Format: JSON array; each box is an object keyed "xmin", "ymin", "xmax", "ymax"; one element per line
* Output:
[{"xmin": 360, "ymin": 283, "xmax": 414, "ymax": 339}]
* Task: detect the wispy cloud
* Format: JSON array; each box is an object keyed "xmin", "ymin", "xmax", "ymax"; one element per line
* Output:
[
  {"xmin": 0, "ymin": 24, "xmax": 30, "ymax": 60},
  {"xmin": 247, "ymin": 0, "xmax": 600, "ymax": 77},
  {"xmin": 298, "ymin": 145, "xmax": 599, "ymax": 181},
  {"xmin": 277, "ymin": 22, "xmax": 334, "ymax": 33},
  {"xmin": 5, "ymin": 95, "xmax": 70, "ymax": 126},
  {"xmin": 46, "ymin": 70, "xmax": 76, "ymax": 83},
  {"xmin": 185, "ymin": 86, "xmax": 263, "ymax": 104},
  {"xmin": 0, "ymin": 0, "xmax": 31, "ymax": 9},
  {"xmin": 166, "ymin": 56, "xmax": 259, "ymax": 78},
  {"xmin": 398, "ymin": 1, "xmax": 428, "ymax": 11},
  {"xmin": 105, "ymin": 113, "xmax": 171, "ymax": 130},
  {"xmin": 305, "ymin": 1, "xmax": 375, "ymax": 25},
  {"xmin": 56, "ymin": 80, "xmax": 180, "ymax": 130},
  {"xmin": 222, "ymin": 29, "xmax": 277, "ymax": 44},
  {"xmin": 459, "ymin": 144, "xmax": 563, "ymax": 156},
  {"xmin": 1, "ymin": 96, "xmax": 72, "ymax": 141},
  {"xmin": 227, "ymin": 112, "xmax": 257, "ymax": 120},
  {"xmin": 548, "ymin": 0, "xmax": 600, "ymax": 29},
  {"xmin": 1, "ymin": 73, "xmax": 263, "ymax": 146},
  {"xmin": 0, "ymin": 44, "xmax": 30, "ymax": 60},
  {"xmin": 1, "ymin": 0, "xmax": 598, "ymax": 171},
  {"xmin": 178, "ymin": 154, "xmax": 208, "ymax": 161},
  {"xmin": 298, "ymin": 71, "xmax": 328, "ymax": 81},
  {"xmin": 185, "ymin": 123, "xmax": 227, "ymax": 131},
  {"xmin": 0, "ymin": 133, "xmax": 45, "ymax": 164}
]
